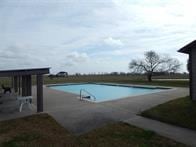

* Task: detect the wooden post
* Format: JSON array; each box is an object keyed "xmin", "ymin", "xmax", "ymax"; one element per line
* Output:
[
  {"xmin": 190, "ymin": 49, "xmax": 196, "ymax": 100},
  {"xmin": 18, "ymin": 76, "xmax": 20, "ymax": 95},
  {"xmin": 21, "ymin": 75, "xmax": 31, "ymax": 96},
  {"xmin": 189, "ymin": 54, "xmax": 193, "ymax": 100},
  {"xmin": 14, "ymin": 76, "xmax": 18, "ymax": 93},
  {"xmin": 22, "ymin": 76, "xmax": 26, "ymax": 96},
  {"xmin": 26, "ymin": 75, "xmax": 32, "ymax": 96},
  {"xmin": 37, "ymin": 74, "xmax": 43, "ymax": 112},
  {"xmin": 11, "ymin": 77, "xmax": 14, "ymax": 88}
]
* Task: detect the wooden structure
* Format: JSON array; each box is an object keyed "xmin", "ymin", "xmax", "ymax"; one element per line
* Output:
[
  {"xmin": 178, "ymin": 40, "xmax": 196, "ymax": 100},
  {"xmin": 0, "ymin": 68, "xmax": 50, "ymax": 112}
]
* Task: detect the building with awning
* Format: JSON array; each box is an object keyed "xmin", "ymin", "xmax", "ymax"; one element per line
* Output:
[
  {"xmin": 0, "ymin": 67, "xmax": 50, "ymax": 112},
  {"xmin": 178, "ymin": 40, "xmax": 196, "ymax": 100}
]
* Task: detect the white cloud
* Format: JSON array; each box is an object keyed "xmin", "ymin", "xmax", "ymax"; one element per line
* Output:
[
  {"xmin": 104, "ymin": 37, "xmax": 124, "ymax": 47},
  {"xmin": 0, "ymin": 0, "xmax": 194, "ymax": 73},
  {"xmin": 66, "ymin": 51, "xmax": 89, "ymax": 63}
]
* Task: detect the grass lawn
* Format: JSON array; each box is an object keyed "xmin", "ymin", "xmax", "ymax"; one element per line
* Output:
[
  {"xmin": 0, "ymin": 114, "xmax": 186, "ymax": 147},
  {"xmin": 141, "ymin": 96, "xmax": 196, "ymax": 130},
  {"xmin": 0, "ymin": 114, "xmax": 77, "ymax": 147},
  {"xmin": 78, "ymin": 123, "xmax": 186, "ymax": 147}
]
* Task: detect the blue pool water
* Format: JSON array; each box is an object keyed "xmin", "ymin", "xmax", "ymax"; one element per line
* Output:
[{"xmin": 49, "ymin": 83, "xmax": 166, "ymax": 102}]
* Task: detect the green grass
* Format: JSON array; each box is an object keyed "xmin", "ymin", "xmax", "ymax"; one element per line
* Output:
[
  {"xmin": 141, "ymin": 96, "xmax": 196, "ymax": 130},
  {"xmin": 0, "ymin": 114, "xmax": 77, "ymax": 147},
  {"xmin": 0, "ymin": 114, "xmax": 187, "ymax": 147},
  {"xmin": 78, "ymin": 122, "xmax": 186, "ymax": 147}
]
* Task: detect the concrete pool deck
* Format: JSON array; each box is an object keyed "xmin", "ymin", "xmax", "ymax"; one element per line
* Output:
[
  {"xmin": 1, "ymin": 84, "xmax": 195, "ymax": 146},
  {"xmin": 40, "ymin": 85, "xmax": 188, "ymax": 132}
]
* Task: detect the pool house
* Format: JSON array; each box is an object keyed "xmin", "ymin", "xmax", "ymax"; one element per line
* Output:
[{"xmin": 179, "ymin": 40, "xmax": 196, "ymax": 101}]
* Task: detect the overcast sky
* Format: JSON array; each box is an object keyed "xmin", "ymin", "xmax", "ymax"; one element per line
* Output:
[{"xmin": 0, "ymin": 0, "xmax": 195, "ymax": 74}]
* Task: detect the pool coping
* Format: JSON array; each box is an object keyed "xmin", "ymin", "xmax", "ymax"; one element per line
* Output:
[
  {"xmin": 45, "ymin": 82, "xmax": 175, "ymax": 103},
  {"xmin": 46, "ymin": 82, "xmax": 172, "ymax": 89}
]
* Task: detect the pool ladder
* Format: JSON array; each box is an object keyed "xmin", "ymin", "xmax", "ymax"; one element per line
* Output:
[{"xmin": 80, "ymin": 89, "xmax": 96, "ymax": 101}]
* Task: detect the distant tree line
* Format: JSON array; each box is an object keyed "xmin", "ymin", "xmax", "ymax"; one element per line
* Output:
[{"xmin": 48, "ymin": 71, "xmax": 188, "ymax": 78}]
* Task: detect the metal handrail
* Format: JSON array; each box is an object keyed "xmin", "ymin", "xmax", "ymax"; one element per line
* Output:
[{"xmin": 80, "ymin": 89, "xmax": 96, "ymax": 101}]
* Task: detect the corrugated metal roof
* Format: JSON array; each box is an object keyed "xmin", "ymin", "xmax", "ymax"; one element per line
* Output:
[{"xmin": 0, "ymin": 67, "xmax": 50, "ymax": 77}]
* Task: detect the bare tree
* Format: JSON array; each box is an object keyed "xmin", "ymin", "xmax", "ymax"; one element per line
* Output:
[
  {"xmin": 129, "ymin": 51, "xmax": 181, "ymax": 82},
  {"xmin": 161, "ymin": 58, "xmax": 181, "ymax": 73}
]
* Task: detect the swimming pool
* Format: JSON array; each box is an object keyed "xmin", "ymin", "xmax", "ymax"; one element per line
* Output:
[{"xmin": 49, "ymin": 83, "xmax": 167, "ymax": 102}]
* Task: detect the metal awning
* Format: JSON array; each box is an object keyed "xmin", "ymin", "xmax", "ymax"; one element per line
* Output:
[{"xmin": 0, "ymin": 68, "xmax": 49, "ymax": 77}]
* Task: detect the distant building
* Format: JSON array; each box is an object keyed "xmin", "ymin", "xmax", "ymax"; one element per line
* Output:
[
  {"xmin": 56, "ymin": 71, "xmax": 68, "ymax": 77},
  {"xmin": 178, "ymin": 40, "xmax": 196, "ymax": 101}
]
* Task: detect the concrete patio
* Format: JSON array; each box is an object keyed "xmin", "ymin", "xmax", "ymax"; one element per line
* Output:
[
  {"xmin": 40, "ymin": 86, "xmax": 188, "ymax": 131},
  {"xmin": 1, "ymin": 84, "xmax": 195, "ymax": 146},
  {"xmin": 0, "ymin": 92, "xmax": 36, "ymax": 121}
]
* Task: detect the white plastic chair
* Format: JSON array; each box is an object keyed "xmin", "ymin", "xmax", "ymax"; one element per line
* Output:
[{"xmin": 17, "ymin": 96, "xmax": 33, "ymax": 112}]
